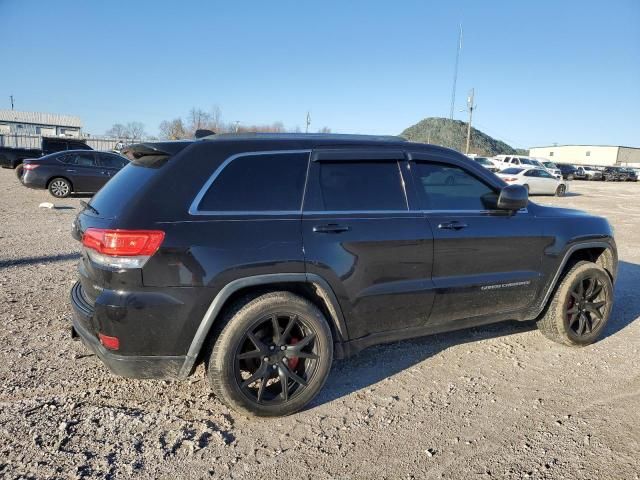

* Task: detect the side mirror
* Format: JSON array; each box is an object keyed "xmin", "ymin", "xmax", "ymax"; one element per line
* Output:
[{"xmin": 497, "ymin": 184, "xmax": 528, "ymax": 211}]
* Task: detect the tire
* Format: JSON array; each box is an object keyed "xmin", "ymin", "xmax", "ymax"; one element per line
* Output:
[
  {"xmin": 15, "ymin": 164, "xmax": 24, "ymax": 179},
  {"xmin": 555, "ymin": 184, "xmax": 566, "ymax": 197},
  {"xmin": 206, "ymin": 291, "xmax": 333, "ymax": 417},
  {"xmin": 537, "ymin": 261, "xmax": 613, "ymax": 346},
  {"xmin": 48, "ymin": 177, "xmax": 72, "ymax": 198}
]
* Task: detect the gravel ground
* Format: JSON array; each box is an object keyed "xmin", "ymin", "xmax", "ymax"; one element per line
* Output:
[{"xmin": 0, "ymin": 170, "xmax": 638, "ymax": 480}]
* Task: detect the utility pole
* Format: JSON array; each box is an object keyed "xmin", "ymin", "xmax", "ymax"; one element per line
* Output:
[
  {"xmin": 305, "ymin": 112, "xmax": 311, "ymax": 133},
  {"xmin": 10, "ymin": 95, "xmax": 14, "ymax": 110},
  {"xmin": 464, "ymin": 88, "xmax": 476, "ymax": 154},
  {"xmin": 449, "ymin": 24, "xmax": 463, "ymax": 120}
]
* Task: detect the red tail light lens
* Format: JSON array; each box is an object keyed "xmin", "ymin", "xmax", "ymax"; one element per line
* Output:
[
  {"xmin": 502, "ymin": 177, "xmax": 517, "ymax": 182},
  {"xmin": 23, "ymin": 164, "xmax": 39, "ymax": 170},
  {"xmin": 81, "ymin": 228, "xmax": 165, "ymax": 269},
  {"xmin": 82, "ymin": 228, "xmax": 165, "ymax": 256},
  {"xmin": 98, "ymin": 333, "xmax": 120, "ymax": 350}
]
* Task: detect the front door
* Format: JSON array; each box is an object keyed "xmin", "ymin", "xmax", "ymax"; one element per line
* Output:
[
  {"xmin": 301, "ymin": 149, "xmax": 434, "ymax": 340},
  {"xmin": 407, "ymin": 154, "xmax": 546, "ymax": 326}
]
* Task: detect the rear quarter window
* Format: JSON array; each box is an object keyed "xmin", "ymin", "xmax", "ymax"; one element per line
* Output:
[{"xmin": 196, "ymin": 151, "xmax": 310, "ymax": 213}]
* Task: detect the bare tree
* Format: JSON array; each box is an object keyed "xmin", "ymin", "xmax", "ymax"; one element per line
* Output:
[
  {"xmin": 318, "ymin": 126, "xmax": 331, "ymax": 133},
  {"xmin": 125, "ymin": 122, "xmax": 146, "ymax": 140},
  {"xmin": 187, "ymin": 108, "xmax": 211, "ymax": 135},
  {"xmin": 159, "ymin": 119, "xmax": 187, "ymax": 140},
  {"xmin": 106, "ymin": 123, "xmax": 127, "ymax": 138}
]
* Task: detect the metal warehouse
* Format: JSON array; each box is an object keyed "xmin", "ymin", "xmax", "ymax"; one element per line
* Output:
[
  {"xmin": 0, "ymin": 110, "xmax": 82, "ymax": 137},
  {"xmin": 529, "ymin": 145, "xmax": 640, "ymax": 167}
]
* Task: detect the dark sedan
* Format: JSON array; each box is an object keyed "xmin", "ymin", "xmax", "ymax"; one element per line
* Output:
[
  {"xmin": 21, "ymin": 150, "xmax": 129, "ymax": 198},
  {"xmin": 556, "ymin": 163, "xmax": 577, "ymax": 180}
]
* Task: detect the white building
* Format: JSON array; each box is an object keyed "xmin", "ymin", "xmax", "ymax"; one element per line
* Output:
[
  {"xmin": 528, "ymin": 145, "xmax": 640, "ymax": 167},
  {"xmin": 0, "ymin": 110, "xmax": 82, "ymax": 137}
]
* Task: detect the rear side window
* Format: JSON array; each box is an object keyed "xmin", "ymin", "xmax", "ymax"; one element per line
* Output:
[
  {"xmin": 62, "ymin": 152, "xmax": 96, "ymax": 166},
  {"xmin": 501, "ymin": 167, "xmax": 523, "ymax": 174},
  {"xmin": 197, "ymin": 152, "xmax": 309, "ymax": 213},
  {"xmin": 306, "ymin": 162, "xmax": 406, "ymax": 211},
  {"xmin": 99, "ymin": 153, "xmax": 128, "ymax": 169},
  {"xmin": 413, "ymin": 162, "xmax": 496, "ymax": 210}
]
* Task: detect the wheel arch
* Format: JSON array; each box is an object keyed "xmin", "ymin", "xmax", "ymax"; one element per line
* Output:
[
  {"xmin": 536, "ymin": 241, "xmax": 617, "ymax": 318},
  {"xmin": 178, "ymin": 273, "xmax": 348, "ymax": 378}
]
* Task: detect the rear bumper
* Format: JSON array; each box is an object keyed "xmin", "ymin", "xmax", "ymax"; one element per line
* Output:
[
  {"xmin": 21, "ymin": 170, "xmax": 48, "ymax": 189},
  {"xmin": 70, "ymin": 281, "xmax": 186, "ymax": 379}
]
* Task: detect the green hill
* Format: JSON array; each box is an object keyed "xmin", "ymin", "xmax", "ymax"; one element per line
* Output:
[{"xmin": 401, "ymin": 117, "xmax": 524, "ymax": 156}]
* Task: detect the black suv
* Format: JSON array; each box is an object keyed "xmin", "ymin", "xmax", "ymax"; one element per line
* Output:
[{"xmin": 70, "ymin": 134, "xmax": 617, "ymax": 416}]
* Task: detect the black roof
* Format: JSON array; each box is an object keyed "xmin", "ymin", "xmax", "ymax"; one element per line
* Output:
[{"xmin": 126, "ymin": 133, "xmax": 464, "ymax": 159}]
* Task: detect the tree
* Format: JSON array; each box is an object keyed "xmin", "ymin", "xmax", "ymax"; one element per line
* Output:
[
  {"xmin": 125, "ymin": 121, "xmax": 146, "ymax": 140},
  {"xmin": 187, "ymin": 108, "xmax": 211, "ymax": 135},
  {"xmin": 318, "ymin": 126, "xmax": 331, "ymax": 133},
  {"xmin": 106, "ymin": 123, "xmax": 127, "ymax": 138},
  {"xmin": 159, "ymin": 118, "xmax": 187, "ymax": 140}
]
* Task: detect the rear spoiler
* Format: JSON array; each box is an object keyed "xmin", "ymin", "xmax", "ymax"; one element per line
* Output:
[{"xmin": 122, "ymin": 141, "xmax": 192, "ymax": 167}]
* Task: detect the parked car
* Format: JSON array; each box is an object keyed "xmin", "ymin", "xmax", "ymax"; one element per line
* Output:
[
  {"xmin": 494, "ymin": 155, "xmax": 560, "ymax": 178},
  {"xmin": 538, "ymin": 160, "xmax": 562, "ymax": 178},
  {"xmin": 602, "ymin": 167, "xmax": 623, "ymax": 182},
  {"xmin": 70, "ymin": 133, "xmax": 617, "ymax": 417},
  {"xmin": 0, "ymin": 136, "xmax": 92, "ymax": 171},
  {"xmin": 471, "ymin": 156, "xmax": 500, "ymax": 173},
  {"xmin": 21, "ymin": 150, "xmax": 129, "ymax": 198},
  {"xmin": 574, "ymin": 166, "xmax": 603, "ymax": 181},
  {"xmin": 621, "ymin": 167, "xmax": 638, "ymax": 182},
  {"xmin": 497, "ymin": 167, "xmax": 568, "ymax": 196},
  {"xmin": 556, "ymin": 163, "xmax": 577, "ymax": 180}
]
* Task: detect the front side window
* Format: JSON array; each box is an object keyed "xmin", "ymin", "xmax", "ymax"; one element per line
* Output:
[
  {"xmin": 538, "ymin": 170, "xmax": 554, "ymax": 178},
  {"xmin": 412, "ymin": 162, "xmax": 497, "ymax": 210},
  {"xmin": 198, "ymin": 152, "xmax": 309, "ymax": 212},
  {"xmin": 524, "ymin": 169, "xmax": 539, "ymax": 177},
  {"xmin": 306, "ymin": 161, "xmax": 406, "ymax": 211}
]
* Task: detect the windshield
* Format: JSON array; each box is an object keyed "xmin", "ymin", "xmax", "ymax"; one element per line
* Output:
[
  {"xmin": 543, "ymin": 162, "xmax": 557, "ymax": 168},
  {"xmin": 520, "ymin": 159, "xmax": 535, "ymax": 165},
  {"xmin": 474, "ymin": 157, "xmax": 490, "ymax": 165},
  {"xmin": 501, "ymin": 168, "xmax": 524, "ymax": 174}
]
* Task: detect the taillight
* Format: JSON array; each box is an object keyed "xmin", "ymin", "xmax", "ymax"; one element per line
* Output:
[
  {"xmin": 23, "ymin": 164, "xmax": 39, "ymax": 170},
  {"xmin": 98, "ymin": 333, "xmax": 120, "ymax": 350},
  {"xmin": 81, "ymin": 228, "xmax": 165, "ymax": 269},
  {"xmin": 502, "ymin": 177, "xmax": 517, "ymax": 182}
]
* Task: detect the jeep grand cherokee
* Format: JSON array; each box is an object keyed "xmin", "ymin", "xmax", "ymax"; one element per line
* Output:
[{"xmin": 70, "ymin": 133, "xmax": 617, "ymax": 416}]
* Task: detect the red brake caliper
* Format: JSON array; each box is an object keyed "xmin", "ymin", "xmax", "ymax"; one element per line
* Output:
[{"xmin": 288, "ymin": 337, "xmax": 300, "ymax": 370}]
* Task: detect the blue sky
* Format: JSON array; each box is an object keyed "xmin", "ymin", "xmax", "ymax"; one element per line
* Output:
[{"xmin": 1, "ymin": 0, "xmax": 639, "ymax": 148}]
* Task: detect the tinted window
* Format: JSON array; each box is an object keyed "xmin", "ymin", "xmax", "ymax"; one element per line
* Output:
[
  {"xmin": 64, "ymin": 152, "xmax": 95, "ymax": 166},
  {"xmin": 538, "ymin": 170, "xmax": 555, "ymax": 178},
  {"xmin": 99, "ymin": 153, "xmax": 128, "ymax": 169},
  {"xmin": 501, "ymin": 168, "xmax": 524, "ymax": 174},
  {"xmin": 198, "ymin": 152, "xmax": 309, "ymax": 212},
  {"xmin": 308, "ymin": 162, "xmax": 406, "ymax": 211},
  {"xmin": 524, "ymin": 170, "xmax": 539, "ymax": 177},
  {"xmin": 413, "ymin": 162, "xmax": 497, "ymax": 210}
]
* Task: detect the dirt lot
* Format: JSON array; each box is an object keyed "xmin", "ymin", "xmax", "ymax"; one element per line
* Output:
[{"xmin": 0, "ymin": 170, "xmax": 638, "ymax": 480}]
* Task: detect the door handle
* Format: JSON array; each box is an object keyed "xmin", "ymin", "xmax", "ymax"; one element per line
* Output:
[
  {"xmin": 438, "ymin": 221, "xmax": 469, "ymax": 230},
  {"xmin": 312, "ymin": 224, "xmax": 351, "ymax": 234},
  {"xmin": 66, "ymin": 169, "xmax": 76, "ymax": 172}
]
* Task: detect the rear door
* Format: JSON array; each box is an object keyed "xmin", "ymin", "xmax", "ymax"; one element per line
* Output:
[
  {"xmin": 97, "ymin": 153, "xmax": 128, "ymax": 183},
  {"xmin": 301, "ymin": 149, "xmax": 434, "ymax": 339},
  {"xmin": 65, "ymin": 151, "xmax": 103, "ymax": 192},
  {"xmin": 407, "ymin": 151, "xmax": 545, "ymax": 326}
]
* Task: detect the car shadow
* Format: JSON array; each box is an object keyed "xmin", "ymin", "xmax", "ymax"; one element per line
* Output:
[
  {"xmin": 70, "ymin": 193, "xmax": 94, "ymax": 199},
  {"xmin": 313, "ymin": 260, "xmax": 640, "ymax": 408},
  {"xmin": 0, "ymin": 252, "xmax": 80, "ymax": 270}
]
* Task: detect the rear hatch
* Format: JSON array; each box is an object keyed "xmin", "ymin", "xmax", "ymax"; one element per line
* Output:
[{"xmin": 72, "ymin": 141, "xmax": 192, "ymax": 307}]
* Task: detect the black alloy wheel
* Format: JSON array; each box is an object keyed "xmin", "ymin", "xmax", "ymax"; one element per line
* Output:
[
  {"xmin": 234, "ymin": 313, "xmax": 320, "ymax": 405},
  {"xmin": 565, "ymin": 276, "xmax": 607, "ymax": 338}
]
